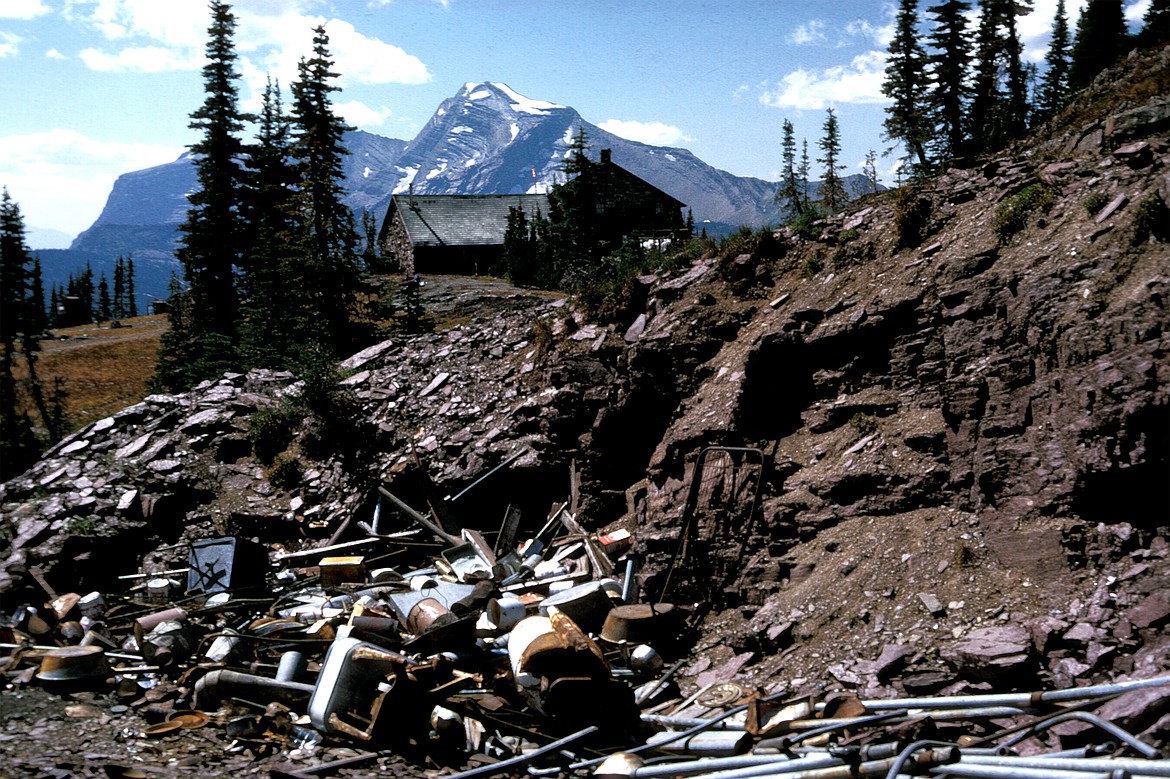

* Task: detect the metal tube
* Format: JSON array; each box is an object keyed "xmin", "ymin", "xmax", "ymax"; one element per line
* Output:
[
  {"xmin": 850, "ymin": 675, "xmax": 1170, "ymax": 712},
  {"xmin": 642, "ymin": 714, "xmax": 744, "ymax": 731},
  {"xmin": 443, "ymin": 725, "xmax": 599, "ymax": 779},
  {"xmin": 929, "ymin": 765, "xmax": 1140, "ymax": 779},
  {"xmin": 960, "ymin": 755, "xmax": 1170, "ymax": 776},
  {"xmin": 622, "ymin": 556, "xmax": 641, "ymax": 603},
  {"xmin": 629, "ymin": 754, "xmax": 838, "ymax": 779},
  {"xmin": 659, "ymin": 754, "xmax": 850, "ymax": 779},
  {"xmin": 996, "ymin": 711, "xmax": 1160, "ymax": 759}
]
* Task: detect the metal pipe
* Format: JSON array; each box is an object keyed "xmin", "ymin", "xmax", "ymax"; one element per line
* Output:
[
  {"xmin": 849, "ymin": 675, "xmax": 1170, "ymax": 712},
  {"xmin": 644, "ymin": 730, "xmax": 750, "ymax": 757},
  {"xmin": 193, "ymin": 669, "xmax": 314, "ymax": 709},
  {"xmin": 774, "ymin": 707, "xmax": 1039, "ymax": 732},
  {"xmin": 960, "ymin": 755, "xmax": 1170, "ymax": 776},
  {"xmin": 626, "ymin": 753, "xmax": 841, "ymax": 779},
  {"xmin": 929, "ymin": 765, "xmax": 1143, "ymax": 779},
  {"xmin": 642, "ymin": 714, "xmax": 744, "ymax": 731},
  {"xmin": 443, "ymin": 725, "xmax": 599, "ymax": 779},
  {"xmin": 622, "ymin": 556, "xmax": 641, "ymax": 603},
  {"xmin": 683, "ymin": 752, "xmax": 958, "ymax": 779},
  {"xmin": 996, "ymin": 711, "xmax": 1160, "ymax": 759}
]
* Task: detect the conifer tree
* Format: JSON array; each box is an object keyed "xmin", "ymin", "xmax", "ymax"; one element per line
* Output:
[
  {"xmin": 969, "ymin": 0, "xmax": 1032, "ymax": 154},
  {"xmin": 776, "ymin": 118, "xmax": 804, "ymax": 216},
  {"xmin": 925, "ymin": 0, "xmax": 973, "ymax": 161},
  {"xmin": 98, "ymin": 274, "xmax": 111, "ymax": 322},
  {"xmin": 127, "ymin": 256, "xmax": 138, "ymax": 317},
  {"xmin": 817, "ymin": 108, "xmax": 848, "ymax": 213},
  {"xmin": 882, "ymin": 0, "xmax": 932, "ymax": 174},
  {"xmin": 798, "ymin": 140, "xmax": 813, "ymax": 214},
  {"xmin": 289, "ymin": 25, "xmax": 362, "ymax": 358},
  {"xmin": 113, "ymin": 256, "xmax": 126, "ymax": 323},
  {"xmin": 240, "ymin": 76, "xmax": 299, "ymax": 367},
  {"xmin": 168, "ymin": 0, "xmax": 249, "ymax": 387},
  {"xmin": 562, "ymin": 127, "xmax": 593, "ymax": 178},
  {"xmin": 1136, "ymin": 0, "xmax": 1169, "ymax": 47},
  {"xmin": 1037, "ymin": 0, "xmax": 1073, "ymax": 121},
  {"xmin": 863, "ymin": 149, "xmax": 880, "ymax": 194},
  {"xmin": 29, "ymin": 255, "xmax": 47, "ymax": 335},
  {"xmin": 0, "ymin": 189, "xmax": 42, "ymax": 478},
  {"xmin": 1069, "ymin": 0, "xmax": 1130, "ymax": 90}
]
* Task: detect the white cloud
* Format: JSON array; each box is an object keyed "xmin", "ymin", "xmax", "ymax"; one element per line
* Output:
[
  {"xmin": 760, "ymin": 50, "xmax": 888, "ymax": 111},
  {"xmin": 597, "ymin": 119, "xmax": 694, "ymax": 146},
  {"xmin": 0, "ymin": 129, "xmax": 181, "ymax": 236},
  {"xmin": 0, "ymin": 0, "xmax": 51, "ymax": 19},
  {"xmin": 334, "ymin": 99, "xmax": 393, "ymax": 128},
  {"xmin": 789, "ymin": 19, "xmax": 826, "ymax": 45},
  {"xmin": 63, "ymin": 1, "xmax": 432, "ymax": 85},
  {"xmin": 0, "ymin": 30, "xmax": 19, "ymax": 57},
  {"xmin": 45, "ymin": 47, "xmax": 66, "ymax": 59},
  {"xmin": 79, "ymin": 43, "xmax": 200, "ymax": 71}
]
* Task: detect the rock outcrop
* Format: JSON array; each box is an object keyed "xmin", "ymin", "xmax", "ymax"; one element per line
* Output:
[{"xmin": 3, "ymin": 47, "xmax": 1169, "ymax": 711}]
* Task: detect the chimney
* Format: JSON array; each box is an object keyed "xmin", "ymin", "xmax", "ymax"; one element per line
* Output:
[{"xmin": 600, "ymin": 148, "xmax": 612, "ymax": 164}]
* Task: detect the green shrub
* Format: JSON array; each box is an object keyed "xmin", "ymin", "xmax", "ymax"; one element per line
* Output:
[
  {"xmin": 994, "ymin": 183, "xmax": 1056, "ymax": 240},
  {"xmin": 268, "ymin": 454, "xmax": 303, "ymax": 489},
  {"xmin": 849, "ymin": 412, "xmax": 878, "ymax": 434},
  {"xmin": 1133, "ymin": 192, "xmax": 1169, "ymax": 244},
  {"xmin": 789, "ymin": 210, "xmax": 822, "ymax": 241},
  {"xmin": 248, "ymin": 406, "xmax": 297, "ymax": 464},
  {"xmin": 894, "ymin": 186, "xmax": 932, "ymax": 249},
  {"xmin": 801, "ymin": 253, "xmax": 825, "ymax": 279},
  {"xmin": 1082, "ymin": 191, "xmax": 1110, "ymax": 215}
]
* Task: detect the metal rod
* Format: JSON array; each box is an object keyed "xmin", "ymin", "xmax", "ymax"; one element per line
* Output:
[
  {"xmin": 446, "ymin": 447, "xmax": 530, "ymax": 504},
  {"xmin": 377, "ymin": 485, "xmax": 462, "ymax": 546},
  {"xmin": 960, "ymin": 755, "xmax": 1170, "ymax": 776},
  {"xmin": 849, "ymin": 675, "xmax": 1170, "ymax": 712},
  {"xmin": 443, "ymin": 724, "xmax": 599, "ymax": 779},
  {"xmin": 995, "ymin": 711, "xmax": 1160, "ymax": 759},
  {"xmin": 929, "ymin": 764, "xmax": 1151, "ymax": 779}
]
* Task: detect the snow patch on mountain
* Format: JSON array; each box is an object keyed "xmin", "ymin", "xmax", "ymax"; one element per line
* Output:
[
  {"xmin": 393, "ymin": 165, "xmax": 420, "ymax": 194},
  {"xmin": 491, "ymin": 82, "xmax": 564, "ymax": 115}
]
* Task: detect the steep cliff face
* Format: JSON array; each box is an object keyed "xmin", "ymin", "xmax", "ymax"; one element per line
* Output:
[{"xmin": 3, "ymin": 51, "xmax": 1168, "ymax": 699}]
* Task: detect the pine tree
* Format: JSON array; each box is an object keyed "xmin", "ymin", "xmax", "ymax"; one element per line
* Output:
[
  {"xmin": 126, "ymin": 256, "xmax": 138, "ymax": 317},
  {"xmin": 98, "ymin": 274, "xmax": 111, "ymax": 322},
  {"xmin": 1037, "ymin": 0, "xmax": 1073, "ymax": 122},
  {"xmin": 925, "ymin": 0, "xmax": 973, "ymax": 161},
  {"xmin": 798, "ymin": 139, "xmax": 813, "ymax": 215},
  {"xmin": 562, "ymin": 127, "xmax": 593, "ymax": 178},
  {"xmin": 863, "ymin": 149, "xmax": 880, "ymax": 194},
  {"xmin": 168, "ymin": 0, "xmax": 249, "ymax": 387},
  {"xmin": 113, "ymin": 256, "xmax": 125, "ymax": 323},
  {"xmin": 817, "ymin": 108, "xmax": 848, "ymax": 213},
  {"xmin": 81, "ymin": 263, "xmax": 95, "ymax": 322},
  {"xmin": 240, "ymin": 76, "xmax": 300, "ymax": 367},
  {"xmin": 0, "ymin": 189, "xmax": 42, "ymax": 478},
  {"xmin": 29, "ymin": 255, "xmax": 47, "ymax": 335},
  {"xmin": 776, "ymin": 118, "xmax": 804, "ymax": 217},
  {"xmin": 289, "ymin": 25, "xmax": 362, "ymax": 359},
  {"xmin": 1136, "ymin": 0, "xmax": 1169, "ymax": 47},
  {"xmin": 1069, "ymin": 0, "xmax": 1131, "ymax": 91},
  {"xmin": 883, "ymin": 0, "xmax": 933, "ymax": 174},
  {"xmin": 970, "ymin": 0, "xmax": 1032, "ymax": 154}
]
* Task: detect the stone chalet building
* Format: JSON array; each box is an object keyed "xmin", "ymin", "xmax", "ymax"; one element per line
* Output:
[{"xmin": 377, "ymin": 149, "xmax": 687, "ymax": 276}]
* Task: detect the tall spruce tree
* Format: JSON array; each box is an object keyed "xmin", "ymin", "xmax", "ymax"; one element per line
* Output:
[
  {"xmin": 127, "ymin": 256, "xmax": 138, "ymax": 317},
  {"xmin": 1136, "ymin": 0, "xmax": 1169, "ymax": 47},
  {"xmin": 798, "ymin": 139, "xmax": 812, "ymax": 214},
  {"xmin": 168, "ymin": 0, "xmax": 249, "ymax": 388},
  {"xmin": 0, "ymin": 189, "xmax": 42, "ymax": 478},
  {"xmin": 970, "ymin": 0, "xmax": 1032, "ymax": 154},
  {"xmin": 240, "ymin": 76, "xmax": 300, "ymax": 367},
  {"xmin": 776, "ymin": 118, "xmax": 804, "ymax": 217},
  {"xmin": 882, "ymin": 0, "xmax": 932, "ymax": 174},
  {"xmin": 29, "ymin": 255, "xmax": 47, "ymax": 335},
  {"xmin": 1069, "ymin": 0, "xmax": 1130, "ymax": 90},
  {"xmin": 817, "ymin": 108, "xmax": 848, "ymax": 213},
  {"xmin": 1038, "ymin": 0, "xmax": 1073, "ymax": 122},
  {"xmin": 289, "ymin": 25, "xmax": 362, "ymax": 359},
  {"xmin": 925, "ymin": 0, "xmax": 973, "ymax": 161}
]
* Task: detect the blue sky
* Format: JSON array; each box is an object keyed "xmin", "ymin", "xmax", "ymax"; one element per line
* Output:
[{"xmin": 0, "ymin": 0, "xmax": 1152, "ymax": 244}]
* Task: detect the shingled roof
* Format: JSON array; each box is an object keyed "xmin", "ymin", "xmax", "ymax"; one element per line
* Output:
[{"xmin": 394, "ymin": 194, "xmax": 551, "ymax": 248}]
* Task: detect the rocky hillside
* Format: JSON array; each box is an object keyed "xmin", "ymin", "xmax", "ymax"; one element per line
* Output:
[{"xmin": 3, "ymin": 46, "xmax": 1169, "ymax": 727}]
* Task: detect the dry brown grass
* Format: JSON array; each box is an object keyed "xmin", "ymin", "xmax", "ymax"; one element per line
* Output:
[{"xmin": 13, "ymin": 315, "xmax": 165, "ymax": 434}]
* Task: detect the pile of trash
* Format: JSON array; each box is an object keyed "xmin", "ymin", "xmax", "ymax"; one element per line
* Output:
[{"xmin": 3, "ymin": 460, "xmax": 1169, "ymax": 778}]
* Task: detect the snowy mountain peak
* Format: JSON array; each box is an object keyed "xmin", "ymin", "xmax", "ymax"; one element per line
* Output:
[{"xmin": 459, "ymin": 81, "xmax": 566, "ymax": 116}]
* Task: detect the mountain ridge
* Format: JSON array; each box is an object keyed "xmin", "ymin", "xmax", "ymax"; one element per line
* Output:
[{"xmin": 54, "ymin": 82, "xmax": 873, "ymax": 301}]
